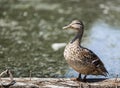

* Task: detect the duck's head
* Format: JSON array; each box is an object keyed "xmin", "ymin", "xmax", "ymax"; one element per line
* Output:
[{"xmin": 63, "ymin": 20, "xmax": 84, "ymax": 31}]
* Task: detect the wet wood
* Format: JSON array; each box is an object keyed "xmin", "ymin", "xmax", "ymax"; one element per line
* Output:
[{"xmin": 0, "ymin": 78, "xmax": 120, "ymax": 88}]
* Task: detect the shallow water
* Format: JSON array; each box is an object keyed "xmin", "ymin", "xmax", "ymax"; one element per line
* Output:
[{"xmin": 0, "ymin": 0, "xmax": 120, "ymax": 78}]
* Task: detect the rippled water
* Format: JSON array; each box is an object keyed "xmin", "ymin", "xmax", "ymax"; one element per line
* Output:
[{"xmin": 0, "ymin": 0, "xmax": 120, "ymax": 78}]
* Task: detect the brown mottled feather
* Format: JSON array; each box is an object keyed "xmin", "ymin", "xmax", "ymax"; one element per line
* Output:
[
  {"xmin": 80, "ymin": 47, "xmax": 108, "ymax": 76},
  {"xmin": 64, "ymin": 42, "xmax": 108, "ymax": 76},
  {"xmin": 63, "ymin": 20, "xmax": 108, "ymax": 81}
]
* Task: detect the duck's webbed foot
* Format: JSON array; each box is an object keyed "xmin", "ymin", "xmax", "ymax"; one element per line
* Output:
[
  {"xmin": 71, "ymin": 74, "xmax": 87, "ymax": 82},
  {"xmin": 82, "ymin": 75, "xmax": 87, "ymax": 82},
  {"xmin": 71, "ymin": 73, "xmax": 82, "ymax": 81},
  {"xmin": 76, "ymin": 73, "xmax": 82, "ymax": 81}
]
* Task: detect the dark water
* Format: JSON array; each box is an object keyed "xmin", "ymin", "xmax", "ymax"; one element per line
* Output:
[{"xmin": 0, "ymin": 0, "xmax": 120, "ymax": 78}]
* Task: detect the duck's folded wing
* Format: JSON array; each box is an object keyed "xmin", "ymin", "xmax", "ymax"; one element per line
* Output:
[{"xmin": 80, "ymin": 48, "xmax": 108, "ymax": 75}]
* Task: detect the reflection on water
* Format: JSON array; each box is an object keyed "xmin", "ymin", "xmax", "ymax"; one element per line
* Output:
[
  {"xmin": 66, "ymin": 21, "xmax": 120, "ymax": 78},
  {"xmin": 0, "ymin": 0, "xmax": 120, "ymax": 78}
]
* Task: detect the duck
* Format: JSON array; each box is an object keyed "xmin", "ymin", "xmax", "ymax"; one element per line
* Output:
[{"xmin": 63, "ymin": 20, "xmax": 108, "ymax": 81}]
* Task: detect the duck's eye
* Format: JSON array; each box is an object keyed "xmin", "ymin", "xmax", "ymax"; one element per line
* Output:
[{"xmin": 75, "ymin": 22, "xmax": 81, "ymax": 24}]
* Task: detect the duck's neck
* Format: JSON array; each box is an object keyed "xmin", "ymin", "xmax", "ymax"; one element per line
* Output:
[{"xmin": 70, "ymin": 29, "xmax": 83, "ymax": 45}]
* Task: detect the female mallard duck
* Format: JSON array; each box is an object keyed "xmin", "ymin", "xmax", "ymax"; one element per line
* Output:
[{"xmin": 63, "ymin": 20, "xmax": 108, "ymax": 81}]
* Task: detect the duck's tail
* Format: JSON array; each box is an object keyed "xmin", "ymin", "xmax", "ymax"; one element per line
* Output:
[{"xmin": 98, "ymin": 66, "xmax": 109, "ymax": 77}]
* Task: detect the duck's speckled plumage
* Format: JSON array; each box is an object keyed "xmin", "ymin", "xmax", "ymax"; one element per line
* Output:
[{"xmin": 63, "ymin": 20, "xmax": 108, "ymax": 81}]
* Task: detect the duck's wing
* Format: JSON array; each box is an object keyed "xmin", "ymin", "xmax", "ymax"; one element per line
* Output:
[{"xmin": 80, "ymin": 47, "xmax": 108, "ymax": 76}]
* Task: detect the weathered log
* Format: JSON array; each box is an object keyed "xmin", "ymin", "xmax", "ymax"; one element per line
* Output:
[{"xmin": 0, "ymin": 78, "xmax": 120, "ymax": 88}]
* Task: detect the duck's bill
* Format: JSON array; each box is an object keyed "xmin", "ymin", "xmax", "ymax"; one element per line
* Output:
[{"xmin": 62, "ymin": 24, "xmax": 71, "ymax": 29}]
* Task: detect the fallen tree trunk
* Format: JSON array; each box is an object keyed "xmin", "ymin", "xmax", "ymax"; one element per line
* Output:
[{"xmin": 0, "ymin": 78, "xmax": 120, "ymax": 88}]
